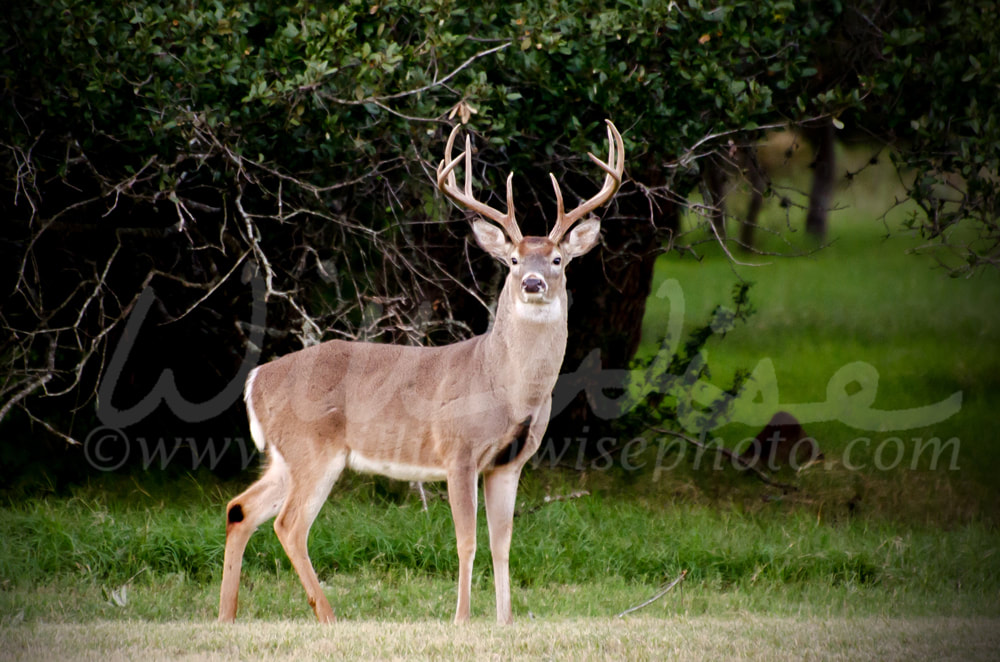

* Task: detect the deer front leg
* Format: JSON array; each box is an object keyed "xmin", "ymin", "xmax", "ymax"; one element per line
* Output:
[
  {"xmin": 447, "ymin": 466, "xmax": 479, "ymax": 624},
  {"xmin": 483, "ymin": 466, "xmax": 521, "ymax": 625}
]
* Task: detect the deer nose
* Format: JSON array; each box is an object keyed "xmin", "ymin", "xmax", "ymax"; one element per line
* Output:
[{"xmin": 522, "ymin": 276, "xmax": 546, "ymax": 294}]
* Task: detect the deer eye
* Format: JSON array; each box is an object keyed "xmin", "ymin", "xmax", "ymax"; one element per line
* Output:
[
  {"xmin": 552, "ymin": 256, "xmax": 562, "ymax": 266},
  {"xmin": 511, "ymin": 257, "xmax": 518, "ymax": 265}
]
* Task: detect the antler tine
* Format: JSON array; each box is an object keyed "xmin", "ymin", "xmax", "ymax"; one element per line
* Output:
[
  {"xmin": 436, "ymin": 125, "xmax": 522, "ymax": 243},
  {"xmin": 464, "ymin": 135, "xmax": 473, "ymax": 197},
  {"xmin": 548, "ymin": 119, "xmax": 625, "ymax": 243}
]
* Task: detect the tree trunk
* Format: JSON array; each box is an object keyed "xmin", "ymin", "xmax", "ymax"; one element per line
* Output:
[
  {"xmin": 739, "ymin": 148, "xmax": 768, "ymax": 250},
  {"xmin": 804, "ymin": 118, "xmax": 836, "ymax": 240},
  {"xmin": 703, "ymin": 155, "xmax": 729, "ymax": 240},
  {"xmin": 547, "ymin": 175, "xmax": 678, "ymax": 450}
]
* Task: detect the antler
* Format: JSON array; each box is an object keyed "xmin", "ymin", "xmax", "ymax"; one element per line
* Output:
[
  {"xmin": 436, "ymin": 125, "xmax": 522, "ymax": 243},
  {"xmin": 547, "ymin": 119, "xmax": 625, "ymax": 243}
]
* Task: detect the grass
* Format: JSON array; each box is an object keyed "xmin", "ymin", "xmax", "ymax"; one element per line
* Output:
[
  {"xmin": 1, "ymin": 479, "xmax": 998, "ymax": 657},
  {"xmin": 636, "ymin": 165, "xmax": 1000, "ymax": 523},
  {"xmin": 1, "ymin": 475, "xmax": 998, "ymax": 625},
  {"xmin": 5, "ymin": 617, "xmax": 1000, "ymax": 661},
  {"xmin": 2, "ymin": 150, "xmax": 1000, "ymax": 658}
]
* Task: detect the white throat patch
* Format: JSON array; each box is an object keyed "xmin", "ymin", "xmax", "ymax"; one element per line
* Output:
[{"xmin": 513, "ymin": 296, "xmax": 563, "ymax": 323}]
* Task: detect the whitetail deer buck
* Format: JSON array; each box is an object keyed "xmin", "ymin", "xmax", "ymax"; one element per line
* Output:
[{"xmin": 218, "ymin": 120, "xmax": 624, "ymax": 625}]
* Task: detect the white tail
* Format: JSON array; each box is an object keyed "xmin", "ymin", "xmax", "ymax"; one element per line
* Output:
[{"xmin": 218, "ymin": 120, "xmax": 625, "ymax": 625}]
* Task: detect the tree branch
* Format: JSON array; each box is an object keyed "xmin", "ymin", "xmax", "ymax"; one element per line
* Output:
[
  {"xmin": 616, "ymin": 569, "xmax": 688, "ymax": 618},
  {"xmin": 321, "ymin": 42, "xmax": 512, "ymax": 107}
]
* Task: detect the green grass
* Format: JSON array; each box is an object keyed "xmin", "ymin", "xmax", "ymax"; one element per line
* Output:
[
  {"xmin": 1, "ymin": 474, "xmax": 998, "ymax": 626},
  {"xmin": 637, "ymin": 199, "xmax": 1000, "ymax": 522},
  {"xmin": 0, "ymin": 481, "xmax": 997, "ymax": 658}
]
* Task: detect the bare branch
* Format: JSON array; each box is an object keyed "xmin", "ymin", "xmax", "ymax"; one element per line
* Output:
[
  {"xmin": 514, "ymin": 490, "xmax": 590, "ymax": 517},
  {"xmin": 0, "ymin": 375, "xmax": 52, "ymax": 427},
  {"xmin": 321, "ymin": 42, "xmax": 512, "ymax": 107}
]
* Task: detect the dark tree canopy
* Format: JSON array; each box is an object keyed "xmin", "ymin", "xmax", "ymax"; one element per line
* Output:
[{"xmin": 1, "ymin": 0, "xmax": 996, "ymax": 482}]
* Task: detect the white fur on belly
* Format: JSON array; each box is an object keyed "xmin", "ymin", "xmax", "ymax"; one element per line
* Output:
[{"xmin": 346, "ymin": 451, "xmax": 448, "ymax": 482}]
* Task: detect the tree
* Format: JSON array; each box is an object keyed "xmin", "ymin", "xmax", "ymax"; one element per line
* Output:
[
  {"xmin": 1, "ymin": 0, "xmax": 994, "ymax": 482},
  {"xmin": 871, "ymin": 0, "xmax": 1000, "ymax": 273}
]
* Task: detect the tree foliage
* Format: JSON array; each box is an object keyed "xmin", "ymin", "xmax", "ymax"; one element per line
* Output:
[
  {"xmin": 872, "ymin": 0, "xmax": 1000, "ymax": 272},
  {"xmin": 0, "ymin": 0, "xmax": 995, "ymax": 479}
]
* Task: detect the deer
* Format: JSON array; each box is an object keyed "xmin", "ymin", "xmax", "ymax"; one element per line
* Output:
[{"xmin": 217, "ymin": 120, "xmax": 625, "ymax": 625}]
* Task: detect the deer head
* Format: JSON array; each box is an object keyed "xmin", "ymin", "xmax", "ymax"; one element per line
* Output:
[{"xmin": 436, "ymin": 120, "xmax": 625, "ymax": 323}]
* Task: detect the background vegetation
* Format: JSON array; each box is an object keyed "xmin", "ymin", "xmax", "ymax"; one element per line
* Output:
[{"xmin": 3, "ymin": 0, "xmax": 999, "ymax": 465}]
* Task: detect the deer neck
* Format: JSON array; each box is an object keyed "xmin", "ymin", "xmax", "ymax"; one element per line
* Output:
[{"xmin": 482, "ymin": 278, "xmax": 568, "ymax": 407}]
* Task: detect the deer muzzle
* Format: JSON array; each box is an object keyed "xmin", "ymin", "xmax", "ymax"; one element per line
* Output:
[{"xmin": 521, "ymin": 276, "xmax": 546, "ymax": 295}]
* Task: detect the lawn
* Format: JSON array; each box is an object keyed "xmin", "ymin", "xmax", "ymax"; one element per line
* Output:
[
  {"xmin": 637, "ymin": 160, "xmax": 1000, "ymax": 524},
  {"xmin": 2, "ymin": 475, "xmax": 998, "ymax": 658},
  {"xmin": 5, "ymin": 617, "xmax": 1000, "ymax": 661}
]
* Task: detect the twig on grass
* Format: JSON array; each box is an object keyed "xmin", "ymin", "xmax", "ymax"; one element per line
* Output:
[
  {"xmin": 616, "ymin": 569, "xmax": 688, "ymax": 618},
  {"xmin": 514, "ymin": 490, "xmax": 590, "ymax": 517}
]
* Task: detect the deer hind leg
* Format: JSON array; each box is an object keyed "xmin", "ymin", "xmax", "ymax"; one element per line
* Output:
[
  {"xmin": 447, "ymin": 465, "xmax": 479, "ymax": 624},
  {"xmin": 219, "ymin": 452, "xmax": 290, "ymax": 622},
  {"xmin": 272, "ymin": 451, "xmax": 346, "ymax": 623}
]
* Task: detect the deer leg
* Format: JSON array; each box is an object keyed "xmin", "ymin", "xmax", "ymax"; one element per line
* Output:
[
  {"xmin": 483, "ymin": 466, "xmax": 521, "ymax": 625},
  {"xmin": 447, "ymin": 466, "xmax": 479, "ymax": 624},
  {"xmin": 219, "ymin": 456, "xmax": 289, "ymax": 623},
  {"xmin": 272, "ymin": 453, "xmax": 345, "ymax": 623}
]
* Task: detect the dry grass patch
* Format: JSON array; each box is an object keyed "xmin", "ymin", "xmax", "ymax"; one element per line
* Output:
[{"xmin": 3, "ymin": 616, "xmax": 999, "ymax": 661}]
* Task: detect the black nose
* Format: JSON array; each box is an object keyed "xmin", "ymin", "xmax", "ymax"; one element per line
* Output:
[{"xmin": 522, "ymin": 277, "xmax": 546, "ymax": 294}]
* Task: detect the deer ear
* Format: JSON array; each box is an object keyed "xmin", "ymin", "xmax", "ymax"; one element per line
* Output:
[
  {"xmin": 561, "ymin": 218, "xmax": 601, "ymax": 259},
  {"xmin": 472, "ymin": 220, "xmax": 511, "ymax": 261}
]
